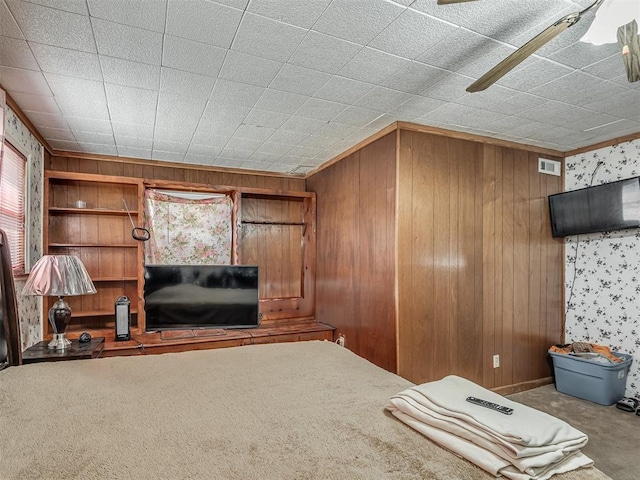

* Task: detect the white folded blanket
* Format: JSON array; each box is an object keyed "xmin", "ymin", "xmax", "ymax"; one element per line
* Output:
[{"xmin": 386, "ymin": 375, "xmax": 594, "ymax": 480}]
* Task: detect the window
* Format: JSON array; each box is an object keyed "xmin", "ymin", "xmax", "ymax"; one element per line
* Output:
[{"xmin": 0, "ymin": 141, "xmax": 27, "ymax": 274}]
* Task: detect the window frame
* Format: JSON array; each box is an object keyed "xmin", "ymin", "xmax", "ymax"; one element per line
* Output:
[{"xmin": 1, "ymin": 131, "xmax": 31, "ymax": 276}]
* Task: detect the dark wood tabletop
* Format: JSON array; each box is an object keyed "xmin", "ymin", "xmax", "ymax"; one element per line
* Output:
[{"xmin": 22, "ymin": 337, "xmax": 105, "ymax": 364}]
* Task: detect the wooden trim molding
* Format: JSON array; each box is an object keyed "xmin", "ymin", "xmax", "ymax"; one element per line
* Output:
[
  {"xmin": 53, "ymin": 150, "xmax": 304, "ymax": 179},
  {"xmin": 563, "ymin": 131, "xmax": 640, "ymax": 158},
  {"xmin": 491, "ymin": 377, "xmax": 554, "ymax": 396}
]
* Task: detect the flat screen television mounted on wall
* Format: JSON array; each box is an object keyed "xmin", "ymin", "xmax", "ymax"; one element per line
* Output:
[
  {"xmin": 144, "ymin": 265, "xmax": 259, "ymax": 331},
  {"xmin": 548, "ymin": 176, "xmax": 640, "ymax": 238}
]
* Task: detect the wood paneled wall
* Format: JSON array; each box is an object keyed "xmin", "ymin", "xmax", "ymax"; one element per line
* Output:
[
  {"xmin": 306, "ymin": 133, "xmax": 397, "ymax": 373},
  {"xmin": 397, "ymin": 131, "xmax": 484, "ymax": 384},
  {"xmin": 48, "ymin": 155, "xmax": 306, "ymax": 191},
  {"xmin": 309, "ymin": 127, "xmax": 564, "ymax": 390}
]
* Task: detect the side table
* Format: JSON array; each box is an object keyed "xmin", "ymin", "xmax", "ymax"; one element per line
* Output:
[{"xmin": 22, "ymin": 337, "xmax": 105, "ymax": 364}]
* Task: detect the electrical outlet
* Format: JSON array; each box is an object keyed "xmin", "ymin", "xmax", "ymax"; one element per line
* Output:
[
  {"xmin": 493, "ymin": 354, "xmax": 500, "ymax": 368},
  {"xmin": 336, "ymin": 334, "xmax": 345, "ymax": 347}
]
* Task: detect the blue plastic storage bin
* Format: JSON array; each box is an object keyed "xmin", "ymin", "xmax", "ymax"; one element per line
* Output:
[{"xmin": 548, "ymin": 350, "xmax": 633, "ymax": 406}]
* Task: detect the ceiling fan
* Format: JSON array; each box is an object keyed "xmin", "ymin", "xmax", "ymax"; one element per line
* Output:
[{"xmin": 437, "ymin": 0, "xmax": 639, "ymax": 92}]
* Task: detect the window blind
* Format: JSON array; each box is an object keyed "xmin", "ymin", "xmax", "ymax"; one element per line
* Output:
[{"xmin": 0, "ymin": 142, "xmax": 26, "ymax": 274}]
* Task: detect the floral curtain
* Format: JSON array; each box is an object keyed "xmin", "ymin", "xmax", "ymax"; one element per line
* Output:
[
  {"xmin": 0, "ymin": 88, "xmax": 5, "ymax": 169},
  {"xmin": 144, "ymin": 189, "xmax": 234, "ymax": 265}
]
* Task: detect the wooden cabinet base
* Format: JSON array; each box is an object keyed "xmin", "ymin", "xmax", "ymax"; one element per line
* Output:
[{"xmin": 100, "ymin": 321, "xmax": 335, "ymax": 357}]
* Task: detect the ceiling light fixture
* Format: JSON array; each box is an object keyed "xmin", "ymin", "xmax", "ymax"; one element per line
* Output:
[{"xmin": 580, "ymin": 0, "xmax": 640, "ymax": 82}]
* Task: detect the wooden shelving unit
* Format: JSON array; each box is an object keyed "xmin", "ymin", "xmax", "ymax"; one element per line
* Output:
[{"xmin": 44, "ymin": 171, "xmax": 145, "ymax": 339}]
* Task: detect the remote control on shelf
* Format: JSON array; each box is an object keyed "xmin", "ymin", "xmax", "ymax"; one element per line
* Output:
[{"xmin": 466, "ymin": 396, "xmax": 514, "ymax": 415}]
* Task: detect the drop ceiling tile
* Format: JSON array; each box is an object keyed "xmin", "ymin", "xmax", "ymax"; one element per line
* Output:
[
  {"xmin": 117, "ymin": 146, "xmax": 152, "ymax": 159},
  {"xmin": 73, "ymin": 130, "xmax": 115, "ymax": 145},
  {"xmin": 243, "ymin": 108, "xmax": 291, "ymax": 129},
  {"xmin": 219, "ymin": 148, "xmax": 254, "ymax": 160},
  {"xmin": 313, "ymin": 0, "xmax": 405, "ymax": 45},
  {"xmin": 0, "ymin": 37, "xmax": 38, "ymax": 69},
  {"xmin": 583, "ymin": 90, "xmax": 640, "ymax": 118},
  {"xmin": 582, "ymin": 120, "xmax": 640, "ymax": 139},
  {"xmin": 36, "ymin": 126, "xmax": 75, "ymax": 141},
  {"xmin": 251, "ymin": 153, "xmax": 286, "ymax": 164},
  {"xmin": 484, "ymin": 116, "xmax": 536, "ymax": 136},
  {"xmin": 269, "ymin": 64, "xmax": 332, "ymax": 96},
  {"xmin": 267, "ymin": 129, "xmax": 309, "ymax": 145},
  {"xmin": 313, "ymin": 76, "xmax": 375, "ymax": 104},
  {"xmin": 0, "ymin": 66, "xmax": 51, "ymax": 95},
  {"xmin": 364, "ymin": 113, "xmax": 397, "ymax": 131},
  {"xmin": 289, "ymin": 31, "xmax": 361, "ymax": 74},
  {"xmin": 257, "ymin": 142, "xmax": 294, "ymax": 155},
  {"xmin": 218, "ymin": 51, "xmax": 283, "ymax": 88},
  {"xmin": 280, "ymin": 115, "xmax": 326, "ymax": 134},
  {"xmin": 369, "ymin": 9, "xmax": 458, "ymax": 60},
  {"xmin": 421, "ymin": 103, "xmax": 503, "ymax": 130},
  {"xmin": 9, "ymin": 91, "xmax": 61, "ymax": 115},
  {"xmin": 582, "ymin": 54, "xmax": 628, "ymax": 81},
  {"xmin": 381, "ymin": 61, "xmax": 448, "ymax": 94},
  {"xmin": 213, "ymin": 0, "xmax": 249, "ymax": 10},
  {"xmin": 355, "ymin": 86, "xmax": 412, "ymax": 112},
  {"xmin": 313, "ymin": 121, "xmax": 358, "ymax": 139},
  {"xmin": 247, "ymin": 0, "xmax": 331, "ymax": 29},
  {"xmin": 156, "ymin": 93, "xmax": 207, "ymax": 130},
  {"xmin": 214, "ymin": 157, "xmax": 244, "ymax": 167},
  {"xmin": 210, "ymin": 79, "xmax": 265, "ymax": 107},
  {"xmin": 183, "ymin": 153, "xmax": 214, "ymax": 166},
  {"xmin": 162, "ymin": 35, "xmax": 227, "ymax": 78},
  {"xmin": 155, "ymin": 112, "xmax": 199, "ymax": 134},
  {"xmin": 1, "ymin": 0, "xmax": 24, "ymax": 39},
  {"xmin": 202, "ymin": 102, "xmax": 250, "ymax": 125},
  {"xmin": 457, "ymin": 44, "xmax": 524, "ymax": 79},
  {"xmin": 99, "ymin": 55, "xmax": 160, "ymax": 90},
  {"xmin": 27, "ymin": 0, "xmax": 88, "ymax": 15},
  {"xmin": 191, "ymin": 125, "xmax": 236, "ymax": 147},
  {"xmin": 166, "ymin": 0, "xmax": 242, "ymax": 49},
  {"xmin": 295, "ymin": 98, "xmax": 347, "ymax": 121},
  {"xmin": 187, "ymin": 144, "xmax": 223, "ymax": 157},
  {"xmin": 87, "ymin": 0, "xmax": 166, "ymax": 32},
  {"xmin": 299, "ymin": 134, "xmax": 337, "ymax": 149},
  {"xmin": 55, "ymin": 94, "xmax": 110, "ymax": 119},
  {"xmin": 114, "ymin": 135, "xmax": 153, "ymax": 150},
  {"xmin": 78, "ymin": 142, "xmax": 118, "ymax": 155},
  {"xmin": 254, "ymin": 88, "xmax": 308, "ymax": 114},
  {"xmin": 240, "ymin": 160, "xmax": 271, "ymax": 171},
  {"xmin": 332, "ymin": 106, "xmax": 382, "ymax": 127},
  {"xmin": 420, "ymin": 73, "xmax": 472, "ymax": 102},
  {"xmin": 48, "ymin": 139, "xmax": 80, "ymax": 150},
  {"xmin": 549, "ymin": 41, "xmax": 622, "ymax": 70},
  {"xmin": 30, "ymin": 43, "xmax": 102, "ymax": 81},
  {"xmin": 160, "ymin": 67, "xmax": 215, "ymax": 99},
  {"xmin": 111, "ymin": 121, "xmax": 153, "ymax": 138},
  {"xmin": 152, "ymin": 140, "xmax": 189, "ymax": 154},
  {"xmin": 482, "ymin": 92, "xmax": 549, "ymax": 116},
  {"xmin": 5, "ymin": 0, "xmax": 96, "ymax": 52},
  {"xmin": 517, "ymin": 100, "xmax": 619, "ymax": 132},
  {"xmin": 288, "ymin": 145, "xmax": 323, "ymax": 159},
  {"xmin": 153, "ymin": 127, "xmax": 195, "ymax": 144},
  {"xmin": 275, "ymin": 155, "xmax": 306, "ymax": 165},
  {"xmin": 389, "ymin": 95, "xmax": 446, "ymax": 118},
  {"xmin": 455, "ymin": 84, "xmax": 518, "ymax": 110},
  {"xmin": 151, "ymin": 149, "xmax": 186, "ymax": 162},
  {"xmin": 529, "ymin": 71, "xmax": 627, "ymax": 105},
  {"xmin": 45, "ymin": 73, "xmax": 109, "ymax": 118},
  {"xmin": 66, "ymin": 116, "xmax": 114, "ymax": 134},
  {"xmin": 225, "ymin": 137, "xmax": 263, "ymax": 151},
  {"xmin": 496, "ymin": 59, "xmax": 573, "ymax": 91},
  {"xmin": 92, "ymin": 18, "xmax": 162, "ymax": 64},
  {"xmin": 232, "ymin": 13, "xmax": 307, "ymax": 63},
  {"xmin": 338, "ymin": 47, "xmax": 409, "ymax": 84},
  {"xmin": 234, "ymin": 124, "xmax": 277, "ymax": 142},
  {"xmin": 105, "ymin": 83, "xmax": 158, "ymax": 126},
  {"xmin": 417, "ymin": 28, "xmax": 499, "ymax": 72}
]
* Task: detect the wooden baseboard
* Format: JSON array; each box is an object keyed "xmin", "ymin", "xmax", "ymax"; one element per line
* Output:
[{"xmin": 491, "ymin": 377, "xmax": 554, "ymax": 396}]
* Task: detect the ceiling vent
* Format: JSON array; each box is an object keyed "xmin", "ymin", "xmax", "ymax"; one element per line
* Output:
[{"xmin": 538, "ymin": 158, "xmax": 561, "ymax": 176}]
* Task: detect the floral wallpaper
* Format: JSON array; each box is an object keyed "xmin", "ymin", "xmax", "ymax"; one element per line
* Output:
[
  {"xmin": 5, "ymin": 106, "xmax": 44, "ymax": 350},
  {"xmin": 564, "ymin": 138, "xmax": 640, "ymax": 399}
]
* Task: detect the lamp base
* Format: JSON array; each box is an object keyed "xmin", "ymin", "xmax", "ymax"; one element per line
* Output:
[{"xmin": 48, "ymin": 333, "xmax": 72, "ymax": 350}]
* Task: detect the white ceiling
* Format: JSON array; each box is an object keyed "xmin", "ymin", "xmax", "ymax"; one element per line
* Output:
[{"xmin": 1, "ymin": 0, "xmax": 639, "ymax": 175}]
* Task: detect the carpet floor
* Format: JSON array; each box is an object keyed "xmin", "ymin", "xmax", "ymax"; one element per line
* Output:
[{"xmin": 510, "ymin": 384, "xmax": 640, "ymax": 480}]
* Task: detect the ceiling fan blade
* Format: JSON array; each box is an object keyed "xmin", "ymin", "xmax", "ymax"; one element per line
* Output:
[
  {"xmin": 466, "ymin": 0, "xmax": 604, "ymax": 93},
  {"xmin": 437, "ymin": 0, "xmax": 480, "ymax": 4}
]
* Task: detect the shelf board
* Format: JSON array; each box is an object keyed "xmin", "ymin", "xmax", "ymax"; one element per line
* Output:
[
  {"xmin": 49, "ymin": 243, "xmax": 138, "ymax": 248},
  {"xmin": 242, "ymin": 221, "xmax": 305, "ymax": 226},
  {"xmin": 91, "ymin": 276, "xmax": 138, "ymax": 282},
  {"xmin": 71, "ymin": 309, "xmax": 139, "ymax": 318},
  {"xmin": 49, "ymin": 207, "xmax": 138, "ymax": 216}
]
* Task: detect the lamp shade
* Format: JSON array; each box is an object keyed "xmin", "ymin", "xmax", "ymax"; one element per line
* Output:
[
  {"xmin": 21, "ymin": 255, "xmax": 97, "ymax": 297},
  {"xmin": 581, "ymin": 0, "xmax": 640, "ymax": 45}
]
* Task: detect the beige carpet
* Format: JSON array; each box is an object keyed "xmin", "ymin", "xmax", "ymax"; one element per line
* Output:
[{"xmin": 0, "ymin": 341, "xmax": 611, "ymax": 480}]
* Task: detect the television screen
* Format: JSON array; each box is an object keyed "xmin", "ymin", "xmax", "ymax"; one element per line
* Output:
[
  {"xmin": 144, "ymin": 265, "xmax": 259, "ymax": 331},
  {"xmin": 549, "ymin": 176, "xmax": 640, "ymax": 237}
]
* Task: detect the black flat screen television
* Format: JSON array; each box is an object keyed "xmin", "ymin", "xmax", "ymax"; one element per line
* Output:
[
  {"xmin": 548, "ymin": 176, "xmax": 640, "ymax": 237},
  {"xmin": 144, "ymin": 265, "xmax": 259, "ymax": 331}
]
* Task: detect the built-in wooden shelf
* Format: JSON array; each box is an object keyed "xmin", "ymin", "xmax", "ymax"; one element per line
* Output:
[
  {"xmin": 242, "ymin": 221, "xmax": 306, "ymax": 226},
  {"xmin": 49, "ymin": 207, "xmax": 137, "ymax": 216},
  {"xmin": 71, "ymin": 309, "xmax": 138, "ymax": 318},
  {"xmin": 91, "ymin": 277, "xmax": 138, "ymax": 282},
  {"xmin": 49, "ymin": 243, "xmax": 138, "ymax": 248}
]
